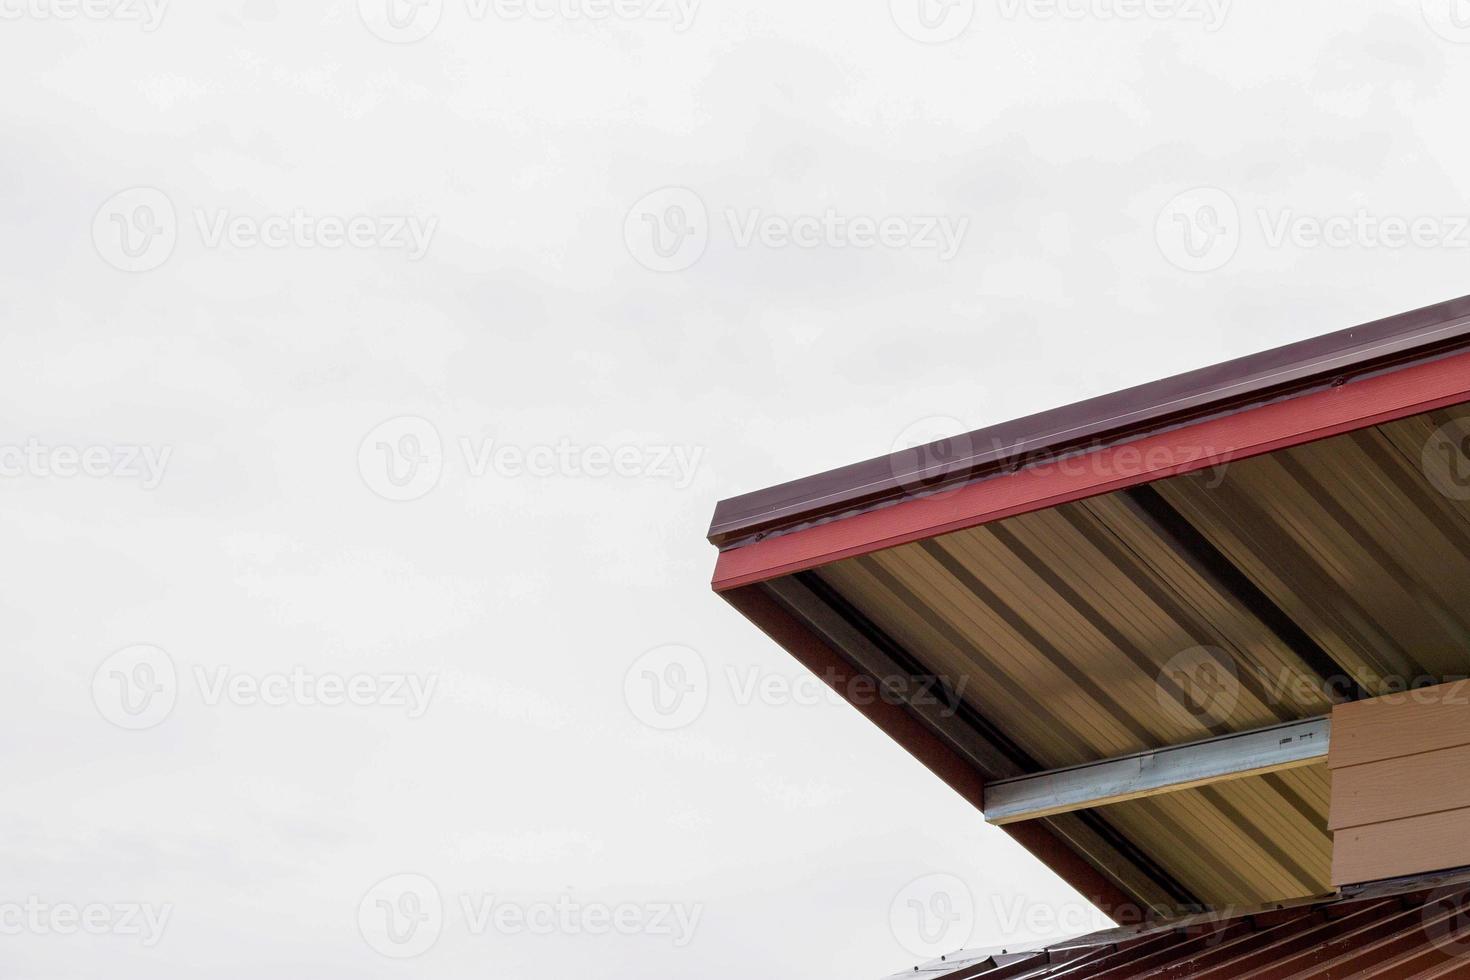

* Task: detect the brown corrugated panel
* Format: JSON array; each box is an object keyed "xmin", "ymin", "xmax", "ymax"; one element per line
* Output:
[
  {"xmin": 887, "ymin": 879, "xmax": 1470, "ymax": 980},
  {"xmin": 800, "ymin": 402, "xmax": 1470, "ymax": 909}
]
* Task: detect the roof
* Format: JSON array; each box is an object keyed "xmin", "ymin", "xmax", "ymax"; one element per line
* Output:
[
  {"xmin": 710, "ymin": 292, "xmax": 1470, "ymax": 550},
  {"xmin": 884, "ymin": 871, "xmax": 1470, "ymax": 980},
  {"xmin": 709, "ymin": 293, "xmax": 1470, "ymax": 917}
]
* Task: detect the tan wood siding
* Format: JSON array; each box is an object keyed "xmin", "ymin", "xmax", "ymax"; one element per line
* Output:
[
  {"xmin": 1329, "ymin": 743, "xmax": 1470, "ymax": 830},
  {"xmin": 1329, "ymin": 678, "xmax": 1470, "ymax": 769},
  {"xmin": 1329, "ymin": 681, "xmax": 1470, "ymax": 885},
  {"xmin": 1331, "ymin": 809, "xmax": 1470, "ymax": 886}
]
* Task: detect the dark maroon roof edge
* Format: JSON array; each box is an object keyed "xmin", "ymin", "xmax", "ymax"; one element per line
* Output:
[{"xmin": 709, "ymin": 292, "xmax": 1470, "ymax": 549}]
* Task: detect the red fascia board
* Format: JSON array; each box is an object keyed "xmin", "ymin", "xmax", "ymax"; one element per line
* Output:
[
  {"xmin": 713, "ymin": 347, "xmax": 1470, "ymax": 592},
  {"xmin": 723, "ymin": 584, "xmax": 1139, "ymax": 919}
]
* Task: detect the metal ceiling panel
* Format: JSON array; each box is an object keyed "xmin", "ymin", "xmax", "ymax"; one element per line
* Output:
[
  {"xmin": 785, "ymin": 405, "xmax": 1470, "ymax": 909},
  {"xmin": 1156, "ymin": 404, "xmax": 1470, "ymax": 697}
]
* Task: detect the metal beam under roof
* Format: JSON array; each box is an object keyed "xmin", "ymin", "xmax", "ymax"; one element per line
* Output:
[{"xmin": 982, "ymin": 717, "xmax": 1331, "ymax": 825}]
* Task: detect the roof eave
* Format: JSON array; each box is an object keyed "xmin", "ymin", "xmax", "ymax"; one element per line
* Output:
[{"xmin": 709, "ymin": 292, "xmax": 1470, "ymax": 551}]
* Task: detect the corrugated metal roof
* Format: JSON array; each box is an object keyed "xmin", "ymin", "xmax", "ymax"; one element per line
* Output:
[
  {"xmin": 884, "ymin": 875, "xmax": 1470, "ymax": 980},
  {"xmin": 710, "ymin": 293, "xmax": 1470, "ymax": 548},
  {"xmin": 768, "ymin": 403, "xmax": 1470, "ymax": 910}
]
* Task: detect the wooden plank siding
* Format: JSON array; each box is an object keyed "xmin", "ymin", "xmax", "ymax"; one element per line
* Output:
[{"xmin": 1329, "ymin": 680, "xmax": 1470, "ymax": 886}]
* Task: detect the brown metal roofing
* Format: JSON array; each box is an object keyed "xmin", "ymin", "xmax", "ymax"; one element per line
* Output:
[
  {"xmin": 761, "ymin": 401, "xmax": 1470, "ymax": 911},
  {"xmin": 710, "ymin": 293, "xmax": 1470, "ymax": 549},
  {"xmin": 884, "ymin": 874, "xmax": 1470, "ymax": 980}
]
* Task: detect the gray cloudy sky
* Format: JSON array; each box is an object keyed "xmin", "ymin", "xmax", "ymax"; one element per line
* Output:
[{"xmin": 4, "ymin": 0, "xmax": 1470, "ymax": 976}]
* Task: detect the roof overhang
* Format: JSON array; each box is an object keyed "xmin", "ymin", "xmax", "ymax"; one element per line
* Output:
[{"xmin": 709, "ymin": 293, "xmax": 1470, "ymax": 918}]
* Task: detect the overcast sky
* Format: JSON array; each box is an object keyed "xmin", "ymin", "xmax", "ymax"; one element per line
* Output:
[{"xmin": 4, "ymin": 0, "xmax": 1470, "ymax": 976}]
